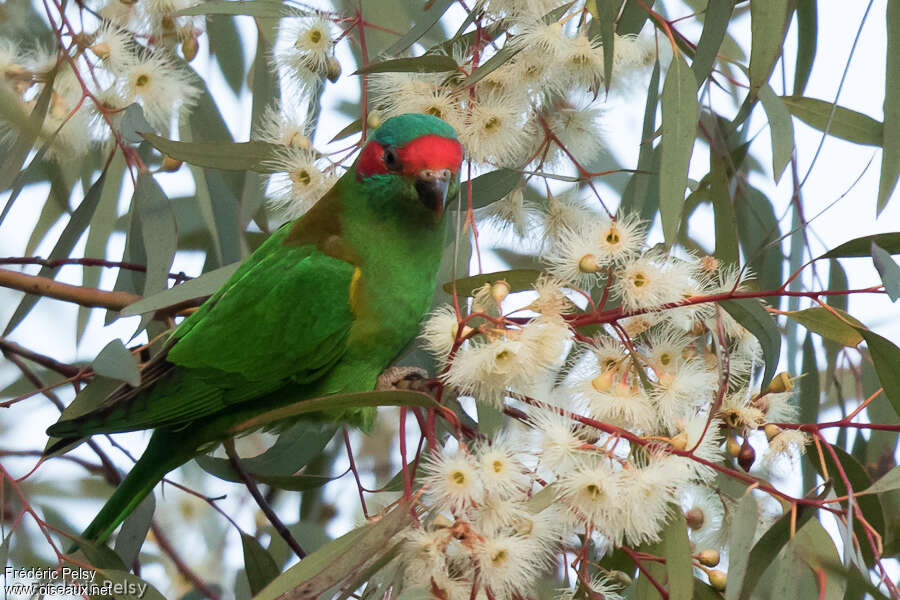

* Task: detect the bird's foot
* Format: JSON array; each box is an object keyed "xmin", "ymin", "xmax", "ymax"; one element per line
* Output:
[{"xmin": 375, "ymin": 366, "xmax": 431, "ymax": 393}]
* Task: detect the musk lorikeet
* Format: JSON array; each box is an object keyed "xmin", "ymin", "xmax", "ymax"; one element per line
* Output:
[{"xmin": 46, "ymin": 113, "xmax": 464, "ymax": 545}]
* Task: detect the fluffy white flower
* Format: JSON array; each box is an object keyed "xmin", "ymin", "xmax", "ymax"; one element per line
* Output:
[
  {"xmin": 679, "ymin": 483, "xmax": 725, "ymax": 550},
  {"xmin": 543, "ymin": 100, "xmax": 604, "ymax": 165},
  {"xmin": 422, "ymin": 449, "xmax": 484, "ymax": 512},
  {"xmin": 460, "ymin": 91, "xmax": 534, "ymax": 166},
  {"xmin": 764, "ymin": 430, "xmax": 809, "ymax": 463},
  {"xmin": 613, "ymin": 254, "xmax": 676, "ymax": 311},
  {"xmin": 576, "ymin": 375, "xmax": 658, "ymax": 433},
  {"xmin": 121, "ymin": 51, "xmax": 200, "ymax": 132},
  {"xmin": 420, "ymin": 304, "xmax": 462, "ymax": 362},
  {"xmin": 528, "ymin": 407, "xmax": 591, "ymax": 470},
  {"xmin": 618, "ymin": 458, "xmax": 679, "ymax": 545},
  {"xmin": 557, "ymin": 457, "xmax": 623, "ymax": 540},
  {"xmin": 475, "ymin": 436, "xmax": 532, "ymax": 499},
  {"xmin": 369, "ymin": 72, "xmax": 464, "ymax": 131},
  {"xmin": 474, "ymin": 533, "xmax": 553, "ymax": 598},
  {"xmin": 253, "ymin": 103, "xmax": 311, "ymax": 148},
  {"xmin": 651, "ymin": 358, "xmax": 718, "ymax": 427},
  {"xmin": 266, "ymin": 147, "xmax": 337, "ymax": 220},
  {"xmin": 91, "ymin": 22, "xmax": 138, "ymax": 74}
]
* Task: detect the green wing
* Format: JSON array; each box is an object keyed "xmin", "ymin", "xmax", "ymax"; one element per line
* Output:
[{"xmin": 48, "ymin": 226, "xmax": 356, "ymax": 438}]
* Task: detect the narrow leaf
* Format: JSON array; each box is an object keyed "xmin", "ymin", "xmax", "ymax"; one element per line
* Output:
[
  {"xmin": 879, "ymin": 0, "xmax": 900, "ymax": 213},
  {"xmin": 659, "ymin": 55, "xmax": 698, "ymax": 246},
  {"xmin": 748, "ymin": 0, "xmax": 790, "ymax": 96},
  {"xmin": 114, "ymin": 494, "xmax": 155, "ymax": 567},
  {"xmin": 470, "ymin": 168, "xmax": 521, "ymax": 210},
  {"xmin": 442, "ymin": 269, "xmax": 541, "ymax": 296},
  {"xmin": 380, "ymin": 0, "xmax": 454, "ymax": 57},
  {"xmin": 821, "ymin": 232, "xmax": 900, "ymax": 258},
  {"xmin": 92, "ymin": 339, "xmax": 141, "ymax": 387},
  {"xmin": 758, "ymin": 83, "xmax": 795, "ymax": 181},
  {"xmin": 857, "ymin": 328, "xmax": 900, "ymax": 419},
  {"xmin": 783, "ymin": 307, "xmax": 865, "ymax": 346},
  {"xmin": 872, "ymin": 242, "xmax": 900, "ymax": 301},
  {"xmin": 793, "ymin": 0, "xmax": 817, "ymax": 95},
  {"xmin": 356, "ymin": 55, "xmax": 458, "ymax": 75},
  {"xmin": 692, "ymin": 0, "xmax": 734, "ymax": 85},
  {"xmin": 177, "ymin": 0, "xmax": 293, "ymax": 17},
  {"xmin": 724, "ymin": 493, "xmax": 757, "ymax": 600},
  {"xmin": 143, "ymin": 134, "xmax": 283, "ymax": 172},
  {"xmin": 120, "ymin": 262, "xmax": 240, "ymax": 316},
  {"xmin": 860, "ymin": 465, "xmax": 900, "ymax": 495},
  {"xmin": 719, "ymin": 298, "xmax": 781, "ymax": 391},
  {"xmin": 241, "ymin": 533, "xmax": 280, "ymax": 596},
  {"xmin": 253, "ymin": 503, "xmax": 414, "ymax": 600},
  {"xmin": 4, "ymin": 168, "xmax": 108, "ymax": 336},
  {"xmin": 781, "ymin": 95, "xmax": 883, "ymax": 146},
  {"xmin": 662, "ymin": 512, "xmax": 694, "ymax": 600}
]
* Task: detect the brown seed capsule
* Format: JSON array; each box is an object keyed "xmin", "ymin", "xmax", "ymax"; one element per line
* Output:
[
  {"xmin": 726, "ymin": 435, "xmax": 741, "ymax": 457},
  {"xmin": 698, "ymin": 549, "xmax": 720, "ymax": 567},
  {"xmin": 685, "ymin": 507, "xmax": 705, "ymax": 530},
  {"xmin": 159, "ymin": 155, "xmax": 183, "ymax": 172},
  {"xmin": 766, "ymin": 371, "xmax": 794, "ymax": 394},
  {"xmin": 708, "ymin": 569, "xmax": 727, "ymax": 591},
  {"xmin": 738, "ymin": 437, "xmax": 756, "ymax": 472},
  {"xmin": 182, "ymin": 34, "xmax": 199, "ymax": 62},
  {"xmin": 764, "ymin": 423, "xmax": 782, "ymax": 441},
  {"xmin": 325, "ymin": 56, "xmax": 341, "ymax": 82},
  {"xmin": 431, "ymin": 514, "xmax": 452, "ymax": 530}
]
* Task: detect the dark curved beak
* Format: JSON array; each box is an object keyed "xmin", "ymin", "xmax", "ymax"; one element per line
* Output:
[{"xmin": 415, "ymin": 169, "xmax": 451, "ymax": 216}]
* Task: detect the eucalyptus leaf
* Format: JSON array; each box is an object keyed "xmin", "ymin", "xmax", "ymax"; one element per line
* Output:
[{"xmin": 659, "ymin": 55, "xmax": 698, "ymax": 246}]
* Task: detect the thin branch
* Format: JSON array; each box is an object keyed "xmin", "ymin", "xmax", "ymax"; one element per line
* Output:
[
  {"xmin": 150, "ymin": 522, "xmax": 221, "ymax": 600},
  {"xmin": 0, "ymin": 268, "xmax": 140, "ymax": 310},
  {"xmin": 223, "ymin": 439, "xmax": 307, "ymax": 559},
  {"xmin": 0, "ymin": 338, "xmax": 82, "ymax": 378}
]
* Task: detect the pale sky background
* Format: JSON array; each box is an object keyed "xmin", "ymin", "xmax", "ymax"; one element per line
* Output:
[{"xmin": 0, "ymin": 0, "xmax": 897, "ymax": 595}]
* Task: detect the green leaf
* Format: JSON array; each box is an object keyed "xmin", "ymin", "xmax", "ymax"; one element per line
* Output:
[
  {"xmin": 735, "ymin": 501, "xmax": 815, "ymax": 600},
  {"xmin": 93, "ymin": 569, "xmax": 167, "ymax": 600},
  {"xmin": 470, "ymin": 168, "xmax": 521, "ymax": 210},
  {"xmin": 719, "ymin": 298, "xmax": 781, "ymax": 391},
  {"xmin": 879, "ymin": 0, "xmax": 900, "ymax": 213},
  {"xmin": 592, "ymin": 0, "xmax": 616, "ymax": 92},
  {"xmin": 379, "ymin": 0, "xmax": 454, "ymax": 57},
  {"xmin": 799, "ymin": 334, "xmax": 819, "ymax": 494},
  {"xmin": 231, "ymin": 390, "xmax": 436, "ymax": 433},
  {"xmin": 456, "ymin": 44, "xmax": 522, "ymax": 89},
  {"xmin": 662, "ymin": 512, "xmax": 693, "ymax": 600},
  {"xmin": 442, "ymin": 269, "xmax": 541, "ymax": 296},
  {"xmin": 709, "ymin": 153, "xmax": 738, "ymax": 265},
  {"xmin": 242, "ymin": 29, "xmax": 279, "ymax": 228},
  {"xmin": 208, "ymin": 15, "xmax": 246, "ymax": 95},
  {"xmin": 356, "ymin": 54, "xmax": 458, "ymax": 75},
  {"xmin": 120, "ymin": 103, "xmax": 154, "ymax": 143},
  {"xmin": 793, "ymin": 0, "xmax": 817, "ymax": 95},
  {"xmin": 196, "ymin": 422, "xmax": 336, "ymax": 482},
  {"xmin": 143, "ymin": 134, "xmax": 283, "ymax": 172},
  {"xmin": 781, "ymin": 95, "xmax": 883, "ymax": 146},
  {"xmin": 253, "ymin": 502, "xmax": 414, "ymax": 600},
  {"xmin": 121, "ymin": 262, "xmax": 241, "ymax": 316},
  {"xmin": 0, "ymin": 73, "xmax": 53, "ymax": 197},
  {"xmin": 758, "ymin": 83, "xmax": 795, "ymax": 181},
  {"xmin": 783, "ymin": 307, "xmax": 865, "ymax": 347},
  {"xmin": 4, "ymin": 167, "xmax": 108, "ymax": 336},
  {"xmin": 734, "ymin": 184, "xmax": 783, "ymax": 295},
  {"xmin": 617, "ymin": 0, "xmax": 654, "ymax": 35},
  {"xmin": 872, "ymin": 242, "xmax": 900, "ymax": 301},
  {"xmin": 177, "ymin": 0, "xmax": 293, "ymax": 16},
  {"xmin": 821, "ymin": 232, "xmax": 900, "ymax": 258},
  {"xmin": 620, "ymin": 61, "xmax": 660, "ymax": 221},
  {"xmin": 659, "ymin": 55, "xmax": 698, "ymax": 246},
  {"xmin": 748, "ymin": 0, "xmax": 790, "ymax": 96},
  {"xmin": 133, "ymin": 173, "xmax": 177, "ymax": 300},
  {"xmin": 857, "ymin": 328, "xmax": 900, "ymax": 419},
  {"xmin": 811, "ymin": 443, "xmax": 886, "ymax": 567},
  {"xmin": 241, "ymin": 533, "xmax": 280, "ymax": 596},
  {"xmin": 114, "ymin": 494, "xmax": 155, "ymax": 568},
  {"xmin": 860, "ymin": 465, "xmax": 900, "ymax": 495},
  {"xmin": 692, "ymin": 0, "xmax": 734, "ymax": 86},
  {"xmin": 724, "ymin": 493, "xmax": 757, "ymax": 600},
  {"xmin": 43, "ymin": 375, "xmax": 123, "ymax": 454},
  {"xmin": 92, "ymin": 339, "xmax": 141, "ymax": 387}
]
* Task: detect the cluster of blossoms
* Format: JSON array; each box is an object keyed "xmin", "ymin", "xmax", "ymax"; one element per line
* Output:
[
  {"xmin": 0, "ymin": 0, "xmax": 208, "ymax": 159},
  {"xmin": 367, "ymin": 1, "xmax": 657, "ymax": 169},
  {"xmin": 394, "ymin": 205, "xmax": 809, "ymax": 597}
]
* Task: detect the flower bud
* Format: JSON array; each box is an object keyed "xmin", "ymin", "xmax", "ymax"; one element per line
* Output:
[
  {"xmin": 90, "ymin": 42, "xmax": 111, "ymax": 60},
  {"xmin": 432, "ymin": 514, "xmax": 452, "ymax": 530},
  {"xmin": 578, "ymin": 253, "xmax": 601, "ymax": 273},
  {"xmin": 367, "ymin": 110, "xmax": 383, "ymax": 130},
  {"xmin": 764, "ymin": 423, "xmax": 782, "ymax": 441},
  {"xmin": 159, "ymin": 155, "xmax": 183, "ymax": 172},
  {"xmin": 182, "ymin": 34, "xmax": 199, "ymax": 62},
  {"xmin": 670, "ymin": 431, "xmax": 688, "ymax": 451},
  {"xmin": 708, "ymin": 569, "xmax": 727, "ymax": 591},
  {"xmin": 698, "ymin": 549, "xmax": 720, "ymax": 567},
  {"xmin": 738, "ymin": 438, "xmax": 755, "ymax": 472},
  {"xmin": 325, "ymin": 55, "xmax": 341, "ymax": 82},
  {"xmin": 609, "ymin": 570, "xmax": 632, "ymax": 587},
  {"xmin": 726, "ymin": 435, "xmax": 741, "ymax": 457},
  {"xmin": 491, "ymin": 280, "xmax": 510, "ymax": 306},
  {"xmin": 685, "ymin": 507, "xmax": 704, "ymax": 530},
  {"xmin": 766, "ymin": 371, "xmax": 794, "ymax": 394},
  {"xmin": 591, "ymin": 370, "xmax": 614, "ymax": 393}
]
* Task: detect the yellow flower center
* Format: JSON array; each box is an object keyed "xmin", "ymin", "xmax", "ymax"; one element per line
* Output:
[
  {"xmin": 585, "ymin": 483, "xmax": 604, "ymax": 500},
  {"xmin": 292, "ymin": 169, "xmax": 312, "ymax": 186},
  {"xmin": 135, "ymin": 74, "xmax": 150, "ymax": 89},
  {"xmin": 426, "ymin": 105, "xmax": 443, "ymax": 118},
  {"xmin": 492, "ymin": 459, "xmax": 504, "ymax": 473},
  {"xmin": 484, "ymin": 116, "xmax": 500, "ymax": 132},
  {"xmin": 606, "ymin": 227, "xmax": 621, "ymax": 245},
  {"xmin": 632, "ymin": 272, "xmax": 647, "ymax": 287},
  {"xmin": 451, "ymin": 470, "xmax": 466, "ymax": 485},
  {"xmin": 309, "ymin": 29, "xmax": 322, "ymax": 44},
  {"xmin": 491, "ymin": 549, "xmax": 509, "ymax": 567}
]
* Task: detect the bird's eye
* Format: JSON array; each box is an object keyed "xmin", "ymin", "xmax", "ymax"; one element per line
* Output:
[{"xmin": 383, "ymin": 148, "xmax": 401, "ymax": 171}]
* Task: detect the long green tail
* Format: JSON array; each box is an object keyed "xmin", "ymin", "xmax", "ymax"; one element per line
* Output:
[{"xmin": 80, "ymin": 429, "xmax": 193, "ymax": 546}]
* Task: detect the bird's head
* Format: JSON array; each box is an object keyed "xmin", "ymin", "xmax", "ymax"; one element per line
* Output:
[{"xmin": 354, "ymin": 113, "xmax": 463, "ymax": 219}]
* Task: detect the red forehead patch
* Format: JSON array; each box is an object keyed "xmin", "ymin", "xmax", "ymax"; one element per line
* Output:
[{"xmin": 356, "ymin": 134, "xmax": 463, "ymax": 180}]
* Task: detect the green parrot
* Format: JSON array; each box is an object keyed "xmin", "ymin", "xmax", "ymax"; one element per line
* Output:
[{"xmin": 46, "ymin": 113, "xmax": 464, "ymax": 545}]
